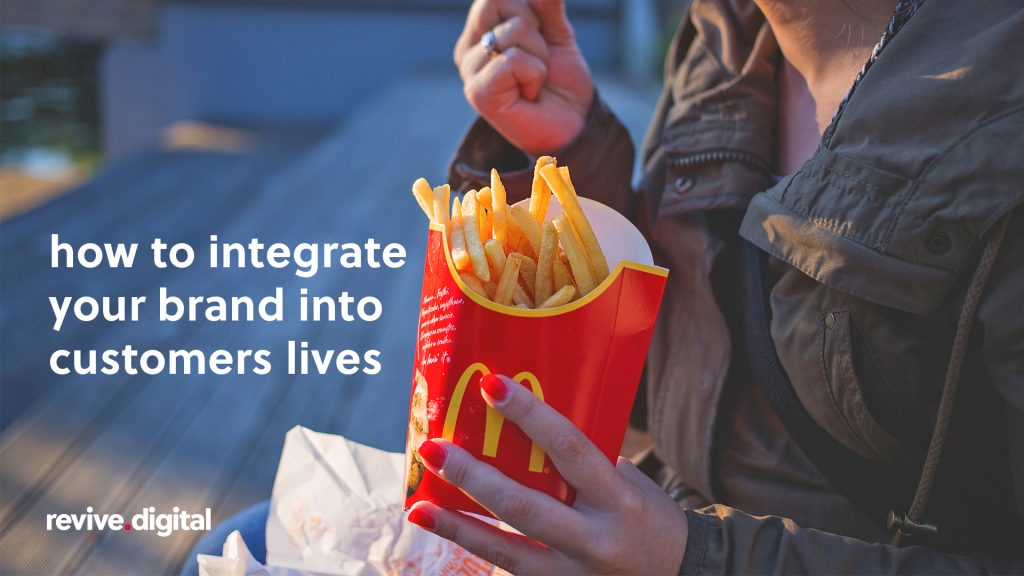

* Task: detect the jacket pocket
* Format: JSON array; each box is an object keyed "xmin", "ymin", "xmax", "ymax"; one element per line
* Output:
[{"xmin": 819, "ymin": 310, "xmax": 916, "ymax": 463}]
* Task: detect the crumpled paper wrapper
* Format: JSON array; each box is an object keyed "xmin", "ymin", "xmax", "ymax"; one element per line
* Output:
[{"xmin": 198, "ymin": 426, "xmax": 502, "ymax": 576}]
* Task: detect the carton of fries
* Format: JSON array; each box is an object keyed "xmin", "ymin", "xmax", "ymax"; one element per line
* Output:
[{"xmin": 405, "ymin": 162, "xmax": 668, "ymax": 518}]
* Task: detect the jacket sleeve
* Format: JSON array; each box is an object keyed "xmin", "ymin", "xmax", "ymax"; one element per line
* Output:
[
  {"xmin": 447, "ymin": 90, "xmax": 636, "ymax": 216},
  {"xmin": 680, "ymin": 505, "xmax": 1023, "ymax": 575}
]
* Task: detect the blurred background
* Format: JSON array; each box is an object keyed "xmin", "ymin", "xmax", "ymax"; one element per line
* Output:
[{"xmin": 0, "ymin": 0, "xmax": 679, "ymax": 573}]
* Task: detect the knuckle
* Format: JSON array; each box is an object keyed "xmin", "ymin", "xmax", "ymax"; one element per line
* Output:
[
  {"xmin": 479, "ymin": 544, "xmax": 517, "ymax": 573},
  {"xmin": 504, "ymin": 15, "xmax": 526, "ymax": 36},
  {"xmin": 508, "ymin": 386, "xmax": 538, "ymax": 421},
  {"xmin": 443, "ymin": 454, "xmax": 471, "ymax": 487},
  {"xmin": 549, "ymin": 427, "xmax": 588, "ymax": 462},
  {"xmin": 496, "ymin": 491, "xmax": 533, "ymax": 524},
  {"xmin": 617, "ymin": 485, "xmax": 646, "ymax": 519},
  {"xmin": 591, "ymin": 532, "xmax": 627, "ymax": 570},
  {"xmin": 463, "ymin": 82, "xmax": 487, "ymax": 110}
]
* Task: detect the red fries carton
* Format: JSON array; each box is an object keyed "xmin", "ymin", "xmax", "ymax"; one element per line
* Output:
[{"xmin": 404, "ymin": 197, "xmax": 667, "ymax": 518}]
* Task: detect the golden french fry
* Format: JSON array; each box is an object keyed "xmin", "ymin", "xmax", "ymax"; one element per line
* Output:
[
  {"xmin": 494, "ymin": 253, "xmax": 522, "ymax": 305},
  {"xmin": 553, "ymin": 214, "xmax": 595, "ymax": 294},
  {"xmin": 512, "ymin": 286, "xmax": 534, "ymax": 308},
  {"xmin": 490, "ymin": 169, "xmax": 508, "ymax": 246},
  {"xmin": 516, "ymin": 253, "xmax": 538, "ymax": 299},
  {"xmin": 460, "ymin": 273, "xmax": 488, "ymax": 298},
  {"xmin": 507, "ymin": 220, "xmax": 534, "ymax": 259},
  {"xmin": 510, "ymin": 205, "xmax": 543, "ymax": 256},
  {"xmin": 529, "ymin": 156, "xmax": 555, "ymax": 222},
  {"xmin": 432, "ymin": 184, "xmax": 451, "ymax": 233},
  {"xmin": 542, "ymin": 164, "xmax": 609, "ymax": 282},
  {"xmin": 484, "ymin": 239, "xmax": 506, "ymax": 276},
  {"xmin": 477, "ymin": 187, "xmax": 492, "ymax": 209},
  {"xmin": 539, "ymin": 284, "xmax": 576, "ymax": 309},
  {"xmin": 477, "ymin": 186, "xmax": 493, "ymax": 243},
  {"xmin": 462, "ymin": 191, "xmax": 491, "ymax": 282},
  {"xmin": 535, "ymin": 221, "xmax": 557, "ymax": 304},
  {"xmin": 482, "ymin": 278, "xmax": 498, "ymax": 299},
  {"xmin": 412, "ymin": 178, "xmax": 435, "ymax": 222},
  {"xmin": 450, "ymin": 197, "xmax": 471, "ymax": 270},
  {"xmin": 553, "ymin": 259, "xmax": 573, "ymax": 291}
]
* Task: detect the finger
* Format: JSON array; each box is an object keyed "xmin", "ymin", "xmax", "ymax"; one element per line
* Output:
[
  {"xmin": 465, "ymin": 47, "xmax": 547, "ymax": 107},
  {"xmin": 615, "ymin": 456, "xmax": 664, "ymax": 494},
  {"xmin": 479, "ymin": 373, "xmax": 625, "ymax": 506},
  {"xmin": 458, "ymin": 16, "xmax": 549, "ymax": 83},
  {"xmin": 455, "ymin": 0, "xmax": 540, "ymax": 66},
  {"xmin": 494, "ymin": 15, "xmax": 549, "ymax": 62},
  {"xmin": 528, "ymin": 0, "xmax": 575, "ymax": 46},
  {"xmin": 408, "ymin": 501, "xmax": 562, "ymax": 575},
  {"xmin": 417, "ymin": 438, "xmax": 595, "ymax": 556}
]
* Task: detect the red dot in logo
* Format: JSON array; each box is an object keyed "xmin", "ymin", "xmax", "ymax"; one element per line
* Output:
[{"xmin": 123, "ymin": 524, "xmax": 131, "ymax": 531}]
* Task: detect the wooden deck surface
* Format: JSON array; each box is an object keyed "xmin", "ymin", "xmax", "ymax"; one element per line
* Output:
[{"xmin": 0, "ymin": 75, "xmax": 657, "ymax": 575}]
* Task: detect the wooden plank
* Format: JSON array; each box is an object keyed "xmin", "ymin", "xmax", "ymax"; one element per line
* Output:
[
  {"xmin": 0, "ymin": 133, "xmax": 326, "ymax": 531},
  {"xmin": 0, "ymin": 132, "xmax": 325, "ymax": 427}
]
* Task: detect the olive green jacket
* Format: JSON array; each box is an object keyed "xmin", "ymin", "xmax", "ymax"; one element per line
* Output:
[{"xmin": 449, "ymin": 0, "xmax": 1024, "ymax": 572}]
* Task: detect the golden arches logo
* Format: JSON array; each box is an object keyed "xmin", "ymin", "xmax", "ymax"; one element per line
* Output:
[{"xmin": 441, "ymin": 362, "xmax": 546, "ymax": 473}]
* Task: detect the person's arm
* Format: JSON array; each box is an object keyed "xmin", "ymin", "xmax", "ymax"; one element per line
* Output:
[
  {"xmin": 448, "ymin": 91, "xmax": 635, "ymax": 213},
  {"xmin": 682, "ymin": 504, "xmax": 1022, "ymax": 575}
]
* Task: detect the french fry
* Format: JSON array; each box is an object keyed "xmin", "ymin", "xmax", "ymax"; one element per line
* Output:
[
  {"xmin": 507, "ymin": 222, "xmax": 534, "ymax": 259},
  {"xmin": 490, "ymin": 169, "xmax": 508, "ymax": 246},
  {"xmin": 412, "ymin": 178, "xmax": 435, "ymax": 222},
  {"xmin": 553, "ymin": 214, "xmax": 596, "ymax": 294},
  {"xmin": 516, "ymin": 253, "xmax": 538, "ymax": 299},
  {"xmin": 462, "ymin": 191, "xmax": 491, "ymax": 282},
  {"xmin": 553, "ymin": 259, "xmax": 573, "ymax": 292},
  {"xmin": 539, "ymin": 285, "xmax": 576, "ymax": 309},
  {"xmin": 460, "ymin": 273, "xmax": 488, "ymax": 298},
  {"xmin": 512, "ymin": 286, "xmax": 534, "ymax": 308},
  {"xmin": 542, "ymin": 164, "xmax": 610, "ymax": 282},
  {"xmin": 510, "ymin": 205, "xmax": 543, "ymax": 256},
  {"xmin": 482, "ymin": 278, "xmax": 498, "ymax": 299},
  {"xmin": 494, "ymin": 254, "xmax": 522, "ymax": 305},
  {"xmin": 484, "ymin": 239, "xmax": 506, "ymax": 276},
  {"xmin": 412, "ymin": 163, "xmax": 614, "ymax": 309},
  {"xmin": 529, "ymin": 156, "xmax": 555, "ymax": 222},
  {"xmin": 477, "ymin": 187, "xmax": 493, "ymax": 243},
  {"xmin": 535, "ymin": 221, "xmax": 557, "ymax": 304},
  {"xmin": 486, "ymin": 239, "xmax": 530, "ymax": 307},
  {"xmin": 432, "ymin": 184, "xmax": 451, "ymax": 233},
  {"xmin": 450, "ymin": 198, "xmax": 471, "ymax": 270}
]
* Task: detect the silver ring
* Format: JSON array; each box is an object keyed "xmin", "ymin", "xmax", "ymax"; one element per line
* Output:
[{"xmin": 481, "ymin": 30, "xmax": 498, "ymax": 55}]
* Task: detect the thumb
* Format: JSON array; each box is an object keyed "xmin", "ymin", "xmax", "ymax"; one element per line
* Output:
[{"xmin": 529, "ymin": 0, "xmax": 575, "ymax": 45}]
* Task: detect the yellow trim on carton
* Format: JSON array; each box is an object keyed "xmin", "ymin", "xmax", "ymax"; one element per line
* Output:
[{"xmin": 429, "ymin": 222, "xmax": 668, "ymax": 318}]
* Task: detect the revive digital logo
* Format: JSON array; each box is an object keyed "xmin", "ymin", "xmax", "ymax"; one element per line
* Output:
[{"xmin": 46, "ymin": 507, "xmax": 212, "ymax": 537}]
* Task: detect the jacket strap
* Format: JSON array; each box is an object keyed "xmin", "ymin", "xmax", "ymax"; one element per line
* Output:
[{"xmin": 890, "ymin": 212, "xmax": 1012, "ymax": 545}]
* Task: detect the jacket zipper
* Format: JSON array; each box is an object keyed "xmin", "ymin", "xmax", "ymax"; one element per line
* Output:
[{"xmin": 669, "ymin": 149, "xmax": 771, "ymax": 175}]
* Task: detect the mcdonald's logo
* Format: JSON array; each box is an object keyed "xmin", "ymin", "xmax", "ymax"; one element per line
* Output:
[{"xmin": 441, "ymin": 362, "xmax": 547, "ymax": 473}]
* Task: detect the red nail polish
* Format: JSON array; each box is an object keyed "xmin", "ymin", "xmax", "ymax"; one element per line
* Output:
[
  {"xmin": 418, "ymin": 439, "xmax": 447, "ymax": 469},
  {"xmin": 480, "ymin": 373, "xmax": 509, "ymax": 403},
  {"xmin": 408, "ymin": 507, "xmax": 436, "ymax": 531}
]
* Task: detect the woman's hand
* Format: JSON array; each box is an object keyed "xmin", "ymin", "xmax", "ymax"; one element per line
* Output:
[
  {"xmin": 454, "ymin": 0, "xmax": 595, "ymax": 156},
  {"xmin": 407, "ymin": 374, "xmax": 688, "ymax": 574}
]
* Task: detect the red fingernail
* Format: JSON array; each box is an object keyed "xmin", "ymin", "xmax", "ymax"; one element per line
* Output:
[
  {"xmin": 480, "ymin": 373, "xmax": 509, "ymax": 403},
  {"xmin": 418, "ymin": 439, "xmax": 447, "ymax": 469},
  {"xmin": 407, "ymin": 507, "xmax": 436, "ymax": 531}
]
